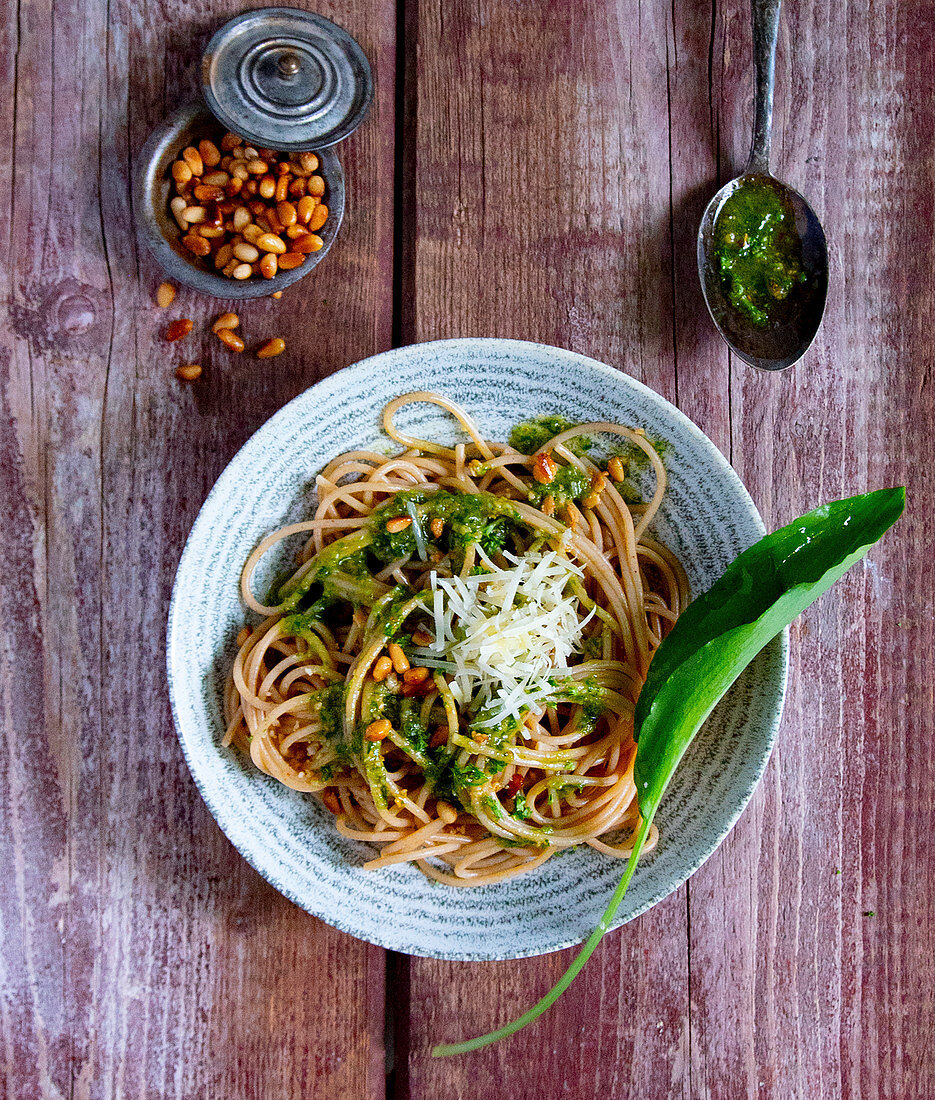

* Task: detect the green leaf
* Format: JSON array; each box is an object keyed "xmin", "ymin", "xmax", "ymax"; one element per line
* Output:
[{"xmin": 431, "ymin": 488, "xmax": 904, "ymax": 1057}]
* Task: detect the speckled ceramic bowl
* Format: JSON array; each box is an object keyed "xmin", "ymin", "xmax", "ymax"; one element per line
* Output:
[{"xmin": 166, "ymin": 338, "xmax": 787, "ymax": 960}]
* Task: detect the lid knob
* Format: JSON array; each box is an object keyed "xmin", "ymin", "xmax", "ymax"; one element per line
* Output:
[{"xmin": 202, "ymin": 8, "xmax": 373, "ymax": 152}]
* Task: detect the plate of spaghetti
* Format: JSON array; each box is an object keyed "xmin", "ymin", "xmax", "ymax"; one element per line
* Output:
[{"xmin": 167, "ymin": 338, "xmax": 786, "ymax": 959}]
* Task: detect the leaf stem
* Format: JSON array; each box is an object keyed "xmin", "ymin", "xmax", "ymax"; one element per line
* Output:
[{"xmin": 431, "ymin": 813, "xmax": 654, "ymax": 1057}]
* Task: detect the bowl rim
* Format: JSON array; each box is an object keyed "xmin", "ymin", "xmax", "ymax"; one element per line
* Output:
[
  {"xmin": 133, "ymin": 99, "xmax": 345, "ymax": 299},
  {"xmin": 166, "ymin": 337, "xmax": 788, "ymax": 959}
]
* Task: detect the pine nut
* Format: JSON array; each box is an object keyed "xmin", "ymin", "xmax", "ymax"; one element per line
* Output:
[
  {"xmin": 293, "ymin": 232, "xmax": 323, "ymax": 254},
  {"xmin": 388, "ymin": 643, "xmax": 409, "ymax": 673},
  {"xmin": 308, "ymin": 174, "xmax": 326, "ymax": 197},
  {"xmin": 278, "ymin": 252, "xmax": 305, "ymax": 270},
  {"xmin": 308, "ymin": 205, "xmax": 328, "ymax": 232},
  {"xmin": 225, "ymin": 177, "xmax": 243, "ymax": 196},
  {"xmin": 258, "ymin": 174, "xmax": 276, "ymax": 199},
  {"xmin": 171, "ymin": 160, "xmax": 192, "ymax": 186},
  {"xmin": 429, "ymin": 517, "xmax": 444, "ymax": 538},
  {"xmin": 181, "ymin": 205, "xmax": 206, "ymax": 224},
  {"xmin": 259, "ymin": 253, "xmax": 278, "ymax": 279},
  {"xmin": 193, "ymin": 183, "xmax": 224, "ymax": 202},
  {"xmin": 275, "ymin": 175, "xmax": 290, "ymax": 203},
  {"xmin": 220, "ymin": 131, "xmax": 243, "ymax": 151},
  {"xmin": 197, "ymin": 225, "xmax": 225, "ymax": 239},
  {"xmin": 289, "ymin": 177, "xmax": 307, "ymax": 198},
  {"xmin": 365, "ymin": 719, "xmax": 392, "ymax": 742},
  {"xmin": 155, "ymin": 281, "xmax": 176, "ymax": 308},
  {"xmin": 231, "ymin": 162, "xmax": 249, "ymax": 181},
  {"xmin": 232, "ymin": 206, "xmax": 251, "ymax": 232},
  {"xmin": 541, "ymin": 494, "xmax": 556, "ymax": 517},
  {"xmin": 182, "ymin": 147, "xmax": 204, "ymax": 176},
  {"xmin": 233, "ymin": 242, "xmax": 260, "ymax": 263},
  {"xmin": 299, "ymin": 152, "xmax": 319, "ymax": 173},
  {"xmin": 182, "ymin": 233, "xmax": 211, "ymax": 256},
  {"xmin": 217, "ymin": 328, "xmax": 245, "ymax": 351},
  {"xmin": 385, "ymin": 516, "xmax": 412, "ymax": 535},
  {"xmin": 533, "ymin": 452, "xmax": 557, "ymax": 484},
  {"xmin": 256, "ymin": 337, "xmax": 286, "ymax": 359},
  {"xmin": 403, "ymin": 666, "xmax": 430, "ymax": 685},
  {"xmin": 297, "ymin": 195, "xmax": 316, "ymax": 224},
  {"xmin": 246, "ymin": 158, "xmax": 268, "ymax": 175},
  {"xmin": 436, "ymin": 801, "xmax": 458, "ymax": 824},
  {"xmin": 211, "ymin": 312, "xmax": 239, "ymax": 333},
  {"xmin": 198, "ymin": 139, "xmax": 221, "ymax": 168},
  {"xmin": 265, "ymin": 207, "xmax": 283, "ymax": 234},
  {"xmin": 229, "ymin": 263, "xmax": 251, "ymax": 280},
  {"xmin": 222, "ymin": 260, "xmax": 239, "ymax": 277},
  {"xmin": 412, "ymin": 628, "xmax": 434, "ymax": 646},
  {"xmin": 242, "ymin": 223, "xmax": 263, "ymax": 245},
  {"xmin": 371, "ymin": 655, "xmax": 393, "ymax": 682},
  {"xmin": 591, "ymin": 471, "xmax": 607, "ymax": 493},
  {"xmin": 277, "ymin": 200, "xmax": 297, "ymax": 228},
  {"xmin": 170, "ymin": 196, "xmax": 189, "ymax": 229},
  {"xmin": 582, "ymin": 493, "xmax": 601, "ymax": 510},
  {"xmin": 286, "ymin": 225, "xmax": 306, "ymax": 239},
  {"xmin": 165, "ymin": 318, "xmax": 193, "ymax": 341},
  {"xmin": 565, "ymin": 504, "xmax": 579, "ymax": 531},
  {"xmin": 202, "ymin": 171, "xmax": 229, "ymax": 187},
  {"xmin": 272, "ymin": 291, "xmax": 283, "ymax": 299},
  {"xmin": 256, "ymin": 232, "xmax": 286, "ymax": 254},
  {"xmin": 214, "ymin": 243, "xmax": 233, "ymax": 269},
  {"xmin": 175, "ymin": 363, "xmax": 202, "ymax": 381},
  {"xmin": 607, "ymin": 456, "xmax": 626, "ymax": 482}
]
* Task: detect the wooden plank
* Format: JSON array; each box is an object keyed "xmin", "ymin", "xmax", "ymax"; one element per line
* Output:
[
  {"xmin": 0, "ymin": 1, "xmax": 395, "ymax": 1097},
  {"xmin": 399, "ymin": 1, "xmax": 692, "ymax": 1095},
  {"xmin": 686, "ymin": 1, "xmax": 935, "ymax": 1098}
]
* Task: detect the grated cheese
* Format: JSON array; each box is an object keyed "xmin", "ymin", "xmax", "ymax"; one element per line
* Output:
[{"xmin": 427, "ymin": 549, "xmax": 592, "ymax": 727}]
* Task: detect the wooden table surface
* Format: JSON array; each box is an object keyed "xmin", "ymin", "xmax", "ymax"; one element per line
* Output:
[{"xmin": 2, "ymin": 0, "xmax": 932, "ymax": 1097}]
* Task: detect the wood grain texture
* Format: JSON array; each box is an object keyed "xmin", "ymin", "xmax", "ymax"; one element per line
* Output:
[{"xmin": 0, "ymin": 1, "xmax": 395, "ymax": 1097}]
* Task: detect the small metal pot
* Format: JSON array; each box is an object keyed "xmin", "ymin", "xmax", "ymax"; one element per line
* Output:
[{"xmin": 134, "ymin": 100, "xmax": 345, "ymax": 300}]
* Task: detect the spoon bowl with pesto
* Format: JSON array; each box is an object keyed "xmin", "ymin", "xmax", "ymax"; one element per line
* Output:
[{"xmin": 698, "ymin": 0, "xmax": 828, "ymax": 371}]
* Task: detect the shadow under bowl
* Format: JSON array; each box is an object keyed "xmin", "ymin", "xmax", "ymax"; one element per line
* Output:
[{"xmin": 133, "ymin": 101, "xmax": 345, "ymax": 300}]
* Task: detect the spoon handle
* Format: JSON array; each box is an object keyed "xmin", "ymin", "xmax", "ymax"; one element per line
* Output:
[{"xmin": 748, "ymin": 0, "xmax": 782, "ymax": 175}]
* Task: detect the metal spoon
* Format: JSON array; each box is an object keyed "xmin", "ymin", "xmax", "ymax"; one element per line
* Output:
[{"xmin": 697, "ymin": 0, "xmax": 828, "ymax": 371}]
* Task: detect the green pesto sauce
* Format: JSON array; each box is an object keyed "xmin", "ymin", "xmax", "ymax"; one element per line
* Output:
[
  {"xmin": 509, "ymin": 415, "xmax": 593, "ymax": 457},
  {"xmin": 527, "ymin": 464, "xmax": 590, "ymax": 507},
  {"xmin": 370, "ymin": 488, "xmax": 523, "ymax": 569},
  {"xmin": 713, "ymin": 176, "xmax": 807, "ymax": 327}
]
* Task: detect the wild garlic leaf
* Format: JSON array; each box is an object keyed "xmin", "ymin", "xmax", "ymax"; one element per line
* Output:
[{"xmin": 432, "ymin": 487, "xmax": 904, "ymax": 1057}]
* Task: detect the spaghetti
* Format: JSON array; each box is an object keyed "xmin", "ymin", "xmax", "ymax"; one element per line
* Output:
[{"xmin": 224, "ymin": 392, "xmax": 689, "ymax": 886}]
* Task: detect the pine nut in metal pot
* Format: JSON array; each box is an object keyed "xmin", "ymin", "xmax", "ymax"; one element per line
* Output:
[
  {"xmin": 175, "ymin": 363, "xmax": 202, "ymax": 381},
  {"xmin": 256, "ymin": 337, "xmax": 286, "ymax": 359},
  {"xmin": 255, "ymin": 214, "xmax": 272, "ymax": 234},
  {"xmin": 275, "ymin": 175, "xmax": 290, "ymax": 203},
  {"xmin": 171, "ymin": 159, "xmax": 192, "ymax": 186},
  {"xmin": 201, "ymin": 170, "xmax": 229, "ymax": 187},
  {"xmin": 297, "ymin": 195, "xmax": 316, "ymax": 224},
  {"xmin": 242, "ymin": 223, "xmax": 263, "ymax": 245},
  {"xmin": 224, "ymin": 178, "xmax": 243, "ymax": 197},
  {"xmin": 198, "ymin": 139, "xmax": 220, "ymax": 168},
  {"xmin": 214, "ymin": 243, "xmax": 233, "ymax": 270},
  {"xmin": 181, "ymin": 205, "xmax": 206, "ymax": 224},
  {"xmin": 165, "ymin": 318, "xmax": 193, "ymax": 341},
  {"xmin": 277, "ymin": 252, "xmax": 305, "ymax": 270},
  {"xmin": 233, "ymin": 242, "xmax": 260, "ymax": 263},
  {"xmin": 231, "ymin": 263, "xmax": 252, "ymax": 280},
  {"xmin": 232, "ymin": 206, "xmax": 251, "ymax": 232},
  {"xmin": 256, "ymin": 233, "xmax": 286, "ymax": 255},
  {"xmin": 170, "ymin": 196, "xmax": 189, "ymax": 229},
  {"xmin": 308, "ymin": 204, "xmax": 328, "ymax": 231},
  {"xmin": 182, "ymin": 233, "xmax": 211, "ymax": 256},
  {"xmin": 222, "ymin": 260, "xmax": 239, "ymax": 277},
  {"xmin": 257, "ymin": 148, "xmax": 276, "ymax": 162},
  {"xmin": 286, "ymin": 225, "xmax": 306, "ymax": 239},
  {"xmin": 243, "ymin": 179, "xmax": 258, "ymax": 196},
  {"xmin": 243, "ymin": 147, "xmax": 259, "ymax": 159},
  {"xmin": 220, "ymin": 131, "xmax": 242, "ymax": 151},
  {"xmin": 231, "ymin": 146, "xmax": 246, "ymax": 160},
  {"xmin": 211, "ymin": 312, "xmax": 239, "ymax": 333},
  {"xmin": 155, "ymin": 281, "xmax": 176, "ymax": 308},
  {"xmin": 217, "ymin": 328, "xmax": 245, "ymax": 350},
  {"xmin": 197, "ymin": 224, "xmax": 225, "ymax": 239},
  {"xmin": 276, "ymin": 161, "xmax": 291, "ymax": 176},
  {"xmin": 182, "ymin": 146, "xmax": 204, "ymax": 176},
  {"xmin": 259, "ymin": 253, "xmax": 278, "ymax": 279},
  {"xmin": 288, "ymin": 177, "xmax": 307, "ymax": 198},
  {"xmin": 246, "ymin": 158, "xmax": 268, "ymax": 175},
  {"xmin": 299, "ymin": 152, "xmax": 319, "ymax": 174},
  {"xmin": 277, "ymin": 201, "xmax": 297, "ymax": 227},
  {"xmin": 308, "ymin": 174, "xmax": 326, "ymax": 197},
  {"xmin": 265, "ymin": 208, "xmax": 283, "ymax": 234},
  {"xmin": 293, "ymin": 232, "xmax": 320, "ymax": 254},
  {"xmin": 193, "ymin": 183, "xmax": 224, "ymax": 202},
  {"xmin": 258, "ymin": 174, "xmax": 276, "ymax": 199},
  {"xmin": 231, "ymin": 162, "xmax": 249, "ymax": 181}
]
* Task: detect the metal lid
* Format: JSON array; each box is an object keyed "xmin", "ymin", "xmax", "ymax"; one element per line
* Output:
[{"xmin": 201, "ymin": 8, "xmax": 373, "ymax": 151}]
